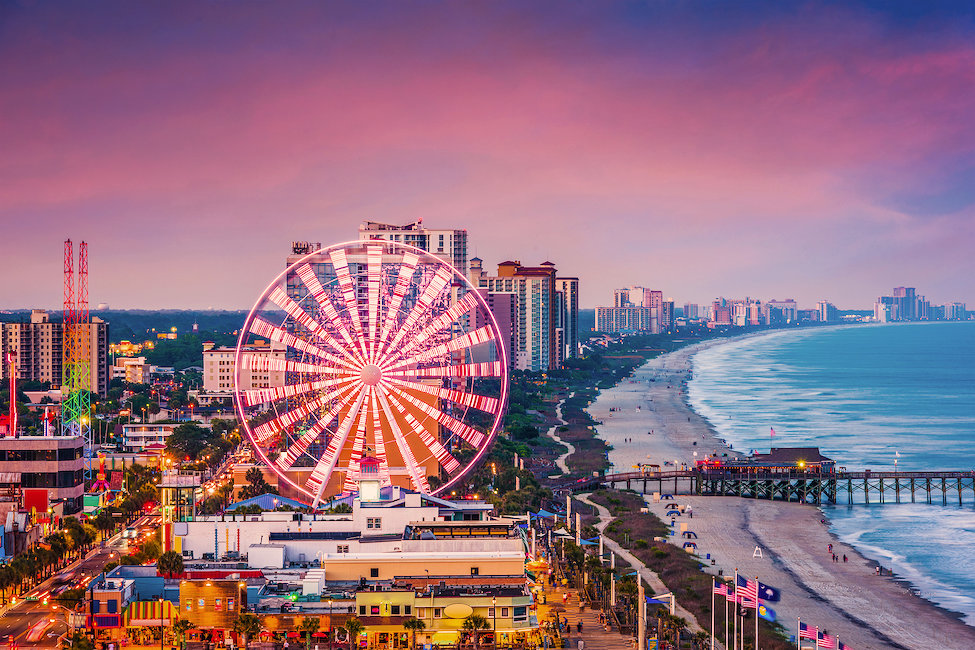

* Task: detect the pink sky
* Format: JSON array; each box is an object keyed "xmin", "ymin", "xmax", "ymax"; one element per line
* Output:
[{"xmin": 1, "ymin": 1, "xmax": 973, "ymax": 310}]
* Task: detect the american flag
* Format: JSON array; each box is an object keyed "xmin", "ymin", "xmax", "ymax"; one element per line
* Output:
[
  {"xmin": 712, "ymin": 581, "xmax": 728, "ymax": 596},
  {"xmin": 736, "ymin": 575, "xmax": 759, "ymax": 602},
  {"xmin": 737, "ymin": 595, "xmax": 757, "ymax": 608},
  {"xmin": 799, "ymin": 622, "xmax": 818, "ymax": 640},
  {"xmin": 817, "ymin": 632, "xmax": 836, "ymax": 648}
]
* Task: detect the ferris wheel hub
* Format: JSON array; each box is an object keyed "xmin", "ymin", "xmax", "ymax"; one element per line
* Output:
[{"xmin": 360, "ymin": 363, "xmax": 383, "ymax": 386}]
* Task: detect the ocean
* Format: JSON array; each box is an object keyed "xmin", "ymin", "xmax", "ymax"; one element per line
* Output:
[{"xmin": 687, "ymin": 321, "xmax": 975, "ymax": 624}]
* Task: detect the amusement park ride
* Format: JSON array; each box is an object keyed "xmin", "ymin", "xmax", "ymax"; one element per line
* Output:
[
  {"xmin": 61, "ymin": 239, "xmax": 94, "ymax": 481},
  {"xmin": 234, "ymin": 240, "xmax": 510, "ymax": 505}
]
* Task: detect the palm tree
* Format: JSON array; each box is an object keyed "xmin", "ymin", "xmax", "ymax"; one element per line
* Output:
[
  {"xmin": 298, "ymin": 617, "xmax": 320, "ymax": 650},
  {"xmin": 693, "ymin": 630, "xmax": 710, "ymax": 650},
  {"xmin": 233, "ymin": 612, "xmax": 261, "ymax": 650},
  {"xmin": 344, "ymin": 617, "xmax": 364, "ymax": 648},
  {"xmin": 157, "ymin": 551, "xmax": 184, "ymax": 578},
  {"xmin": 173, "ymin": 619, "xmax": 193, "ymax": 650},
  {"xmin": 403, "ymin": 617, "xmax": 426, "ymax": 649},
  {"xmin": 462, "ymin": 614, "xmax": 490, "ymax": 648}
]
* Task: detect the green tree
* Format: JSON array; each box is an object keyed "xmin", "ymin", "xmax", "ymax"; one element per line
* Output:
[
  {"xmin": 404, "ymin": 617, "xmax": 426, "ymax": 649},
  {"xmin": 344, "ymin": 618, "xmax": 364, "ymax": 647},
  {"xmin": 173, "ymin": 619, "xmax": 193, "ymax": 650},
  {"xmin": 462, "ymin": 614, "xmax": 490, "ymax": 647},
  {"xmin": 299, "ymin": 616, "xmax": 320, "ymax": 650},
  {"xmin": 157, "ymin": 550, "xmax": 184, "ymax": 578},
  {"xmin": 232, "ymin": 612, "xmax": 261, "ymax": 650},
  {"xmin": 68, "ymin": 631, "xmax": 95, "ymax": 650}
]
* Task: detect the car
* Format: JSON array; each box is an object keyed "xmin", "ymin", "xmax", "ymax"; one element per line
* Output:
[{"xmin": 123, "ymin": 527, "xmax": 138, "ymax": 539}]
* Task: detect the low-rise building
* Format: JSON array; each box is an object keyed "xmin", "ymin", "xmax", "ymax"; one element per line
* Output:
[
  {"xmin": 0, "ymin": 435, "xmax": 85, "ymax": 513},
  {"xmin": 122, "ymin": 423, "xmax": 179, "ymax": 453}
]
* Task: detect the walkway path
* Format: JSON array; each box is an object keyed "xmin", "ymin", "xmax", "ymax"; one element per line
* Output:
[
  {"xmin": 538, "ymin": 583, "xmax": 635, "ymax": 649},
  {"xmin": 548, "ymin": 393, "xmax": 575, "ymax": 475},
  {"xmin": 576, "ymin": 494, "xmax": 719, "ymax": 645}
]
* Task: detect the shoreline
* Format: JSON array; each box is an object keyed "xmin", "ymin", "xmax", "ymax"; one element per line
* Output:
[{"xmin": 586, "ymin": 331, "xmax": 975, "ymax": 650}]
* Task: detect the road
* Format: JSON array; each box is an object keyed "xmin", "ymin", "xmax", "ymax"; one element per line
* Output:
[{"xmin": 0, "ymin": 516, "xmax": 150, "ymax": 649}]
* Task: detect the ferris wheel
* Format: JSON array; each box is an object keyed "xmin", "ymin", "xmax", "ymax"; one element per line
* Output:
[{"xmin": 233, "ymin": 240, "xmax": 509, "ymax": 505}]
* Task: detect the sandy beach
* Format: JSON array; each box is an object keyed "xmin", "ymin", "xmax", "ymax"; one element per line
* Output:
[{"xmin": 586, "ymin": 335, "xmax": 975, "ymax": 650}]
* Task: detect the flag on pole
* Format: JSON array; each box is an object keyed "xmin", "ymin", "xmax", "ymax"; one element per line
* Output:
[
  {"xmin": 736, "ymin": 574, "xmax": 759, "ymax": 605},
  {"xmin": 758, "ymin": 580, "xmax": 781, "ymax": 602},
  {"xmin": 817, "ymin": 631, "xmax": 836, "ymax": 648},
  {"xmin": 712, "ymin": 580, "xmax": 728, "ymax": 596},
  {"xmin": 838, "ymin": 642, "xmax": 853, "ymax": 650},
  {"xmin": 757, "ymin": 603, "xmax": 776, "ymax": 622},
  {"xmin": 799, "ymin": 622, "xmax": 818, "ymax": 640}
]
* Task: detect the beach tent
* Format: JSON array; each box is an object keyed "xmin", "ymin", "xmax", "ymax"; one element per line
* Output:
[
  {"xmin": 682, "ymin": 541, "xmax": 698, "ymax": 549},
  {"xmin": 660, "ymin": 494, "xmax": 675, "ymax": 500},
  {"xmin": 682, "ymin": 531, "xmax": 698, "ymax": 539},
  {"xmin": 666, "ymin": 510, "xmax": 681, "ymax": 516}
]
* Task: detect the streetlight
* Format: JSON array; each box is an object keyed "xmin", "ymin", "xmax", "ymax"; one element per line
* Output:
[
  {"xmin": 328, "ymin": 599, "xmax": 333, "ymax": 650},
  {"xmin": 159, "ymin": 597, "xmax": 165, "ymax": 650},
  {"xmin": 492, "ymin": 596, "xmax": 497, "ymax": 649}
]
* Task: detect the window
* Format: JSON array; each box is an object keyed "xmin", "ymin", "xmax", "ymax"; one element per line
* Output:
[
  {"xmin": 501, "ymin": 607, "xmax": 509, "ymax": 617},
  {"xmin": 391, "ymin": 605, "xmax": 400, "ymax": 615},
  {"xmin": 416, "ymin": 608, "xmax": 425, "ymax": 618},
  {"xmin": 107, "ymin": 600, "xmax": 117, "ymax": 613},
  {"xmin": 434, "ymin": 608, "xmax": 443, "ymax": 619},
  {"xmin": 370, "ymin": 605, "xmax": 380, "ymax": 615},
  {"xmin": 337, "ymin": 545, "xmax": 349, "ymax": 553},
  {"xmin": 359, "ymin": 605, "xmax": 366, "ymax": 615},
  {"xmin": 470, "ymin": 567, "xmax": 479, "ymax": 576},
  {"xmin": 488, "ymin": 608, "xmax": 495, "ymax": 618},
  {"xmin": 405, "ymin": 605, "xmax": 412, "ymax": 615},
  {"xmin": 366, "ymin": 517, "xmax": 382, "ymax": 529},
  {"xmin": 370, "ymin": 567, "xmax": 379, "ymax": 578}
]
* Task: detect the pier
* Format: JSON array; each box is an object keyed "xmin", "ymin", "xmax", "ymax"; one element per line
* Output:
[{"xmin": 565, "ymin": 469, "xmax": 975, "ymax": 506}]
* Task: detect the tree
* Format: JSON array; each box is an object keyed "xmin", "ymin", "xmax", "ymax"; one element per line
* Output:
[
  {"xmin": 462, "ymin": 614, "xmax": 490, "ymax": 647},
  {"xmin": 344, "ymin": 617, "xmax": 364, "ymax": 647},
  {"xmin": 299, "ymin": 616, "xmax": 320, "ymax": 650},
  {"xmin": 233, "ymin": 613, "xmax": 261, "ymax": 650},
  {"xmin": 157, "ymin": 551, "xmax": 184, "ymax": 578},
  {"xmin": 68, "ymin": 631, "xmax": 95, "ymax": 650},
  {"xmin": 404, "ymin": 617, "xmax": 426, "ymax": 649},
  {"xmin": 173, "ymin": 619, "xmax": 193, "ymax": 650}
]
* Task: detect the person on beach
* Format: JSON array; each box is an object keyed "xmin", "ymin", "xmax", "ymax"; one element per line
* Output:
[{"xmin": 843, "ymin": 554, "xmax": 848, "ymax": 563}]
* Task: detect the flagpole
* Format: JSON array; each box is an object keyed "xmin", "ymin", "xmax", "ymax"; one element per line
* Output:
[
  {"xmin": 796, "ymin": 617, "xmax": 800, "ymax": 650},
  {"xmin": 725, "ymin": 590, "xmax": 729, "ymax": 650},
  {"xmin": 711, "ymin": 580, "xmax": 715, "ymax": 650},
  {"xmin": 755, "ymin": 576, "xmax": 759, "ymax": 650},
  {"xmin": 733, "ymin": 569, "xmax": 739, "ymax": 650}
]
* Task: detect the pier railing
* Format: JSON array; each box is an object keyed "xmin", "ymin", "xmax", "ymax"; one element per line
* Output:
[{"xmin": 563, "ymin": 469, "xmax": 975, "ymax": 506}]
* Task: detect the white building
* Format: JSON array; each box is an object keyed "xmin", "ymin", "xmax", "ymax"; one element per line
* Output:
[
  {"xmin": 112, "ymin": 356, "xmax": 151, "ymax": 384},
  {"xmin": 202, "ymin": 341, "xmax": 285, "ymax": 394},
  {"xmin": 358, "ymin": 220, "xmax": 468, "ymax": 275},
  {"xmin": 122, "ymin": 422, "xmax": 179, "ymax": 452}
]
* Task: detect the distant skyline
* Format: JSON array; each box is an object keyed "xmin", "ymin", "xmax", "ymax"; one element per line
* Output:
[{"xmin": 1, "ymin": 1, "xmax": 973, "ymax": 310}]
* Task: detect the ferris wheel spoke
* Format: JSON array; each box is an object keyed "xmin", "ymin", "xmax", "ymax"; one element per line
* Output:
[
  {"xmin": 328, "ymin": 249, "xmax": 368, "ymax": 358},
  {"xmin": 241, "ymin": 355, "xmax": 352, "ymax": 377},
  {"xmin": 384, "ymin": 376, "xmax": 500, "ymax": 415},
  {"xmin": 382, "ymin": 380, "xmax": 487, "ymax": 449},
  {"xmin": 267, "ymin": 287, "xmax": 351, "ymax": 359},
  {"xmin": 294, "ymin": 263, "xmax": 366, "ymax": 365},
  {"xmin": 308, "ymin": 388, "xmax": 369, "ymax": 505},
  {"xmin": 383, "ymin": 325, "xmax": 496, "ymax": 372},
  {"xmin": 249, "ymin": 317, "xmax": 361, "ymax": 372},
  {"xmin": 251, "ymin": 381, "xmax": 360, "ymax": 445},
  {"xmin": 375, "ymin": 251, "xmax": 420, "ymax": 360},
  {"xmin": 393, "ymin": 291, "xmax": 480, "ymax": 361},
  {"xmin": 274, "ymin": 382, "xmax": 362, "ymax": 469},
  {"xmin": 240, "ymin": 375, "xmax": 357, "ymax": 408},
  {"xmin": 369, "ymin": 387, "xmax": 391, "ymax": 484},
  {"xmin": 374, "ymin": 386, "xmax": 431, "ymax": 493},
  {"xmin": 383, "ymin": 388, "xmax": 461, "ymax": 474},
  {"xmin": 385, "ymin": 361, "xmax": 503, "ymax": 380},
  {"xmin": 379, "ymin": 267, "xmax": 453, "ymax": 364},
  {"xmin": 365, "ymin": 246, "xmax": 383, "ymax": 362},
  {"xmin": 342, "ymin": 391, "xmax": 373, "ymax": 492}
]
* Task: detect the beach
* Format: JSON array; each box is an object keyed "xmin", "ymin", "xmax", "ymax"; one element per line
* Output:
[{"xmin": 586, "ymin": 335, "xmax": 975, "ymax": 650}]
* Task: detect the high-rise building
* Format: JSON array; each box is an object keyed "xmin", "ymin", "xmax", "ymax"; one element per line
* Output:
[
  {"xmin": 764, "ymin": 299, "xmax": 798, "ymax": 325},
  {"xmin": 945, "ymin": 302, "xmax": 968, "ymax": 321},
  {"xmin": 471, "ymin": 259, "xmax": 576, "ymax": 371},
  {"xmin": 358, "ymin": 220, "xmax": 468, "ymax": 275},
  {"xmin": 0, "ymin": 310, "xmax": 109, "ymax": 398},
  {"xmin": 556, "ymin": 277, "xmax": 580, "ymax": 363},
  {"xmin": 683, "ymin": 303, "xmax": 700, "ymax": 321},
  {"xmin": 817, "ymin": 301, "xmax": 839, "ymax": 323},
  {"xmin": 202, "ymin": 341, "xmax": 286, "ymax": 394}
]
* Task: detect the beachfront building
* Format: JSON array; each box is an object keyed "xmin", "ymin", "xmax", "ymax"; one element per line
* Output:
[
  {"xmin": 471, "ymin": 259, "xmax": 578, "ymax": 371},
  {"xmin": 358, "ymin": 220, "xmax": 469, "ymax": 275},
  {"xmin": 596, "ymin": 286, "xmax": 669, "ymax": 334}
]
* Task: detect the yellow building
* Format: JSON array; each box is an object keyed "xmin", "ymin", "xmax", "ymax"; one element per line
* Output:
[{"xmin": 354, "ymin": 585, "xmax": 537, "ymax": 648}]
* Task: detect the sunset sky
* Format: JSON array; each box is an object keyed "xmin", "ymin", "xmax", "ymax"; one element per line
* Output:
[{"xmin": 2, "ymin": 1, "xmax": 973, "ymax": 310}]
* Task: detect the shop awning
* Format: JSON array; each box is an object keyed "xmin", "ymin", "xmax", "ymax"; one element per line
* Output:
[{"xmin": 123, "ymin": 600, "xmax": 177, "ymax": 627}]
